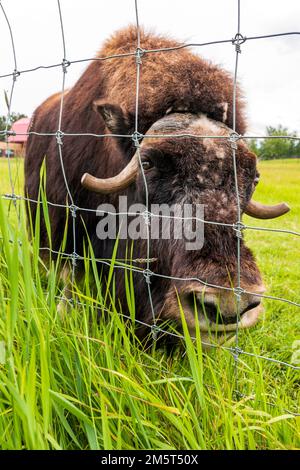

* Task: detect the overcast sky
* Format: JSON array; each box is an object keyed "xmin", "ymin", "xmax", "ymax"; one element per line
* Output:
[{"xmin": 1, "ymin": 0, "xmax": 300, "ymax": 135}]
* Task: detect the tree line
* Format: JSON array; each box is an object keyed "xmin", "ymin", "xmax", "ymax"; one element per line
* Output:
[{"xmin": 249, "ymin": 125, "xmax": 300, "ymax": 160}]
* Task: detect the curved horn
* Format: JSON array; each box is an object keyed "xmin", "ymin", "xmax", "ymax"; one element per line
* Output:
[
  {"xmin": 81, "ymin": 153, "xmax": 139, "ymax": 194},
  {"xmin": 245, "ymin": 200, "xmax": 290, "ymax": 219}
]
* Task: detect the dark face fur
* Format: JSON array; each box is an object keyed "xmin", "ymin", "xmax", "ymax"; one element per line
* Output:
[{"xmin": 97, "ymin": 109, "xmax": 265, "ymax": 345}]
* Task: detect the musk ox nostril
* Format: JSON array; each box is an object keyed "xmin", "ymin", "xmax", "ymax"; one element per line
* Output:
[
  {"xmin": 188, "ymin": 294, "xmax": 235, "ymax": 325},
  {"xmin": 202, "ymin": 301, "xmax": 237, "ymax": 325},
  {"xmin": 202, "ymin": 301, "xmax": 220, "ymax": 323},
  {"xmin": 241, "ymin": 299, "xmax": 261, "ymax": 315},
  {"xmin": 186, "ymin": 294, "xmax": 220, "ymax": 323},
  {"xmin": 200, "ymin": 297, "xmax": 261, "ymax": 325}
]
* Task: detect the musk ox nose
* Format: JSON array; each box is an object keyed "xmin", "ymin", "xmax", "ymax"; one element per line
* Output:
[
  {"xmin": 187, "ymin": 292, "xmax": 262, "ymax": 326},
  {"xmin": 202, "ymin": 298, "xmax": 261, "ymax": 325}
]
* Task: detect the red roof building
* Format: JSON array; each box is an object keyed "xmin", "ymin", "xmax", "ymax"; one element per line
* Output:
[
  {"xmin": 0, "ymin": 117, "xmax": 31, "ymax": 157},
  {"xmin": 8, "ymin": 117, "xmax": 30, "ymax": 144}
]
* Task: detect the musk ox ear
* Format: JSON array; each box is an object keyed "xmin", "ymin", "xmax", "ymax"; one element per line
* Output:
[
  {"xmin": 215, "ymin": 102, "xmax": 228, "ymax": 123},
  {"xmin": 93, "ymin": 100, "xmax": 131, "ymax": 136}
]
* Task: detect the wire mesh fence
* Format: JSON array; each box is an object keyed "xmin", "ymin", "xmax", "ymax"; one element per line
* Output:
[{"xmin": 0, "ymin": 0, "xmax": 299, "ymax": 416}]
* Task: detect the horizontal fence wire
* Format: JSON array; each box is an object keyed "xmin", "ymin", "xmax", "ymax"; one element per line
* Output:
[
  {"xmin": 1, "ymin": 32, "xmax": 300, "ymax": 80},
  {"xmin": 1, "ymin": 130, "xmax": 300, "ymax": 141},
  {"xmin": 53, "ymin": 294, "xmax": 300, "ymax": 372},
  {"xmin": 1, "ymin": 231, "xmax": 300, "ymax": 310},
  {"xmin": 1, "ymin": 194, "xmax": 300, "ymax": 238},
  {"xmin": 0, "ymin": 0, "xmax": 299, "ymax": 417}
]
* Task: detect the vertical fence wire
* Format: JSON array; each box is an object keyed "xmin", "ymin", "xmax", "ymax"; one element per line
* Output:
[
  {"xmin": 232, "ymin": 0, "xmax": 242, "ymax": 397},
  {"xmin": 134, "ymin": 0, "xmax": 157, "ymax": 340},
  {"xmin": 56, "ymin": 0, "xmax": 78, "ymax": 284},
  {"xmin": 0, "ymin": 0, "xmax": 19, "ymax": 215}
]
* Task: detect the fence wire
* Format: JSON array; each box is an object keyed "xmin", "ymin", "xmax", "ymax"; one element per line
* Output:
[{"xmin": 0, "ymin": 0, "xmax": 299, "ymax": 416}]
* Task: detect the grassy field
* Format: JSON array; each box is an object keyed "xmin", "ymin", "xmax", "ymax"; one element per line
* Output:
[{"xmin": 0, "ymin": 157, "xmax": 299, "ymax": 450}]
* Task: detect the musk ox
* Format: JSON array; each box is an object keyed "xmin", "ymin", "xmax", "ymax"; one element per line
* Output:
[{"xmin": 25, "ymin": 26, "xmax": 289, "ymax": 346}]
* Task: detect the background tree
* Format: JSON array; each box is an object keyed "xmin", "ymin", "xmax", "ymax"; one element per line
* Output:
[{"xmin": 249, "ymin": 125, "xmax": 300, "ymax": 160}]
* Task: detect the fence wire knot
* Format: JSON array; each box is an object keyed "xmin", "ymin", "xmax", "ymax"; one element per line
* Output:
[
  {"xmin": 233, "ymin": 286, "xmax": 245, "ymax": 302},
  {"xmin": 132, "ymin": 131, "xmax": 143, "ymax": 148},
  {"xmin": 143, "ymin": 268, "xmax": 153, "ymax": 284},
  {"xmin": 229, "ymin": 131, "xmax": 241, "ymax": 150},
  {"xmin": 13, "ymin": 69, "xmax": 20, "ymax": 81},
  {"xmin": 232, "ymin": 346, "xmax": 243, "ymax": 360},
  {"xmin": 5, "ymin": 130, "xmax": 16, "ymax": 137},
  {"xmin": 71, "ymin": 251, "xmax": 80, "ymax": 266},
  {"xmin": 135, "ymin": 47, "xmax": 145, "ymax": 65},
  {"xmin": 3, "ymin": 193, "xmax": 20, "ymax": 201},
  {"xmin": 69, "ymin": 204, "xmax": 78, "ymax": 218},
  {"xmin": 56, "ymin": 130, "xmax": 64, "ymax": 146},
  {"xmin": 232, "ymin": 33, "xmax": 246, "ymax": 53},
  {"xmin": 142, "ymin": 210, "xmax": 151, "ymax": 225},
  {"xmin": 151, "ymin": 324, "xmax": 160, "ymax": 341},
  {"xmin": 62, "ymin": 58, "xmax": 70, "ymax": 73},
  {"xmin": 233, "ymin": 388, "xmax": 243, "ymax": 401},
  {"xmin": 233, "ymin": 221, "xmax": 245, "ymax": 239}
]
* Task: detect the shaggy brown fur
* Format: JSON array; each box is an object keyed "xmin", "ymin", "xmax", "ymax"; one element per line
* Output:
[
  {"xmin": 25, "ymin": 26, "xmax": 245, "ymax": 251},
  {"xmin": 25, "ymin": 26, "xmax": 261, "ymax": 340}
]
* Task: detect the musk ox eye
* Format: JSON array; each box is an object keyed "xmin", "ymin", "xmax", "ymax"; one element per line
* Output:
[
  {"xmin": 141, "ymin": 159, "xmax": 154, "ymax": 171},
  {"xmin": 254, "ymin": 174, "xmax": 260, "ymax": 186}
]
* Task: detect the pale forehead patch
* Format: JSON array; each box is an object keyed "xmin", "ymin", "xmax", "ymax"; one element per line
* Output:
[
  {"xmin": 190, "ymin": 114, "xmax": 226, "ymax": 135},
  {"xmin": 145, "ymin": 112, "xmax": 231, "ymax": 140},
  {"xmin": 215, "ymin": 148, "xmax": 225, "ymax": 159},
  {"xmin": 202, "ymin": 139, "xmax": 226, "ymax": 159}
]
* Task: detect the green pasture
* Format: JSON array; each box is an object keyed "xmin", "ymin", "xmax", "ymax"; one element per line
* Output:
[{"xmin": 0, "ymin": 157, "xmax": 299, "ymax": 450}]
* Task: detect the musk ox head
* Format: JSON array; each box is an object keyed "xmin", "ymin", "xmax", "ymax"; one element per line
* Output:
[{"xmin": 81, "ymin": 107, "xmax": 289, "ymax": 347}]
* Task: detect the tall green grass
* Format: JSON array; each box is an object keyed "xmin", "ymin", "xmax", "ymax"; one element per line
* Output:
[{"xmin": 0, "ymin": 158, "xmax": 299, "ymax": 450}]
